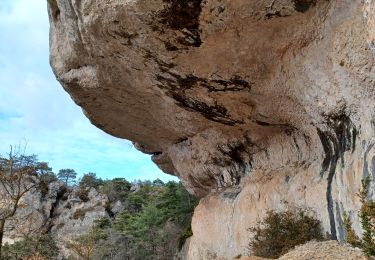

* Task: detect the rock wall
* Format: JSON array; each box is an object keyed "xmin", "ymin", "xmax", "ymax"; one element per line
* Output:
[
  {"xmin": 3, "ymin": 181, "xmax": 109, "ymax": 258},
  {"xmin": 48, "ymin": 0, "xmax": 375, "ymax": 259}
]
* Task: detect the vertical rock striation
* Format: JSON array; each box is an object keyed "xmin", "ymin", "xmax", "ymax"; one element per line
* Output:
[{"xmin": 48, "ymin": 0, "xmax": 375, "ymax": 258}]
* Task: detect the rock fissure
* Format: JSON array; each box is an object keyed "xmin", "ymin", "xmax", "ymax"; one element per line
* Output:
[
  {"xmin": 293, "ymin": 0, "xmax": 318, "ymax": 13},
  {"xmin": 159, "ymin": 0, "xmax": 203, "ymax": 48}
]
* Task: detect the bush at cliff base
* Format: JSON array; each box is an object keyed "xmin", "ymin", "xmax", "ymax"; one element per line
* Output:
[{"xmin": 249, "ymin": 208, "xmax": 324, "ymax": 259}]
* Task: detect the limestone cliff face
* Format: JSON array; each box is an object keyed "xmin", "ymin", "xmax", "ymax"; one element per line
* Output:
[
  {"xmin": 3, "ymin": 181, "xmax": 109, "ymax": 258},
  {"xmin": 48, "ymin": 0, "xmax": 375, "ymax": 259}
]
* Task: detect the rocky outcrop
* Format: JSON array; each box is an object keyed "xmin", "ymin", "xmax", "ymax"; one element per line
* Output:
[
  {"xmin": 3, "ymin": 181, "xmax": 109, "ymax": 258},
  {"xmin": 50, "ymin": 186, "xmax": 109, "ymax": 257},
  {"xmin": 48, "ymin": 0, "xmax": 375, "ymax": 259}
]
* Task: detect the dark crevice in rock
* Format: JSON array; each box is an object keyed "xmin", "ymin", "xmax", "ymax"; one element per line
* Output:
[
  {"xmin": 48, "ymin": 0, "xmax": 60, "ymax": 22},
  {"xmin": 317, "ymin": 129, "xmax": 333, "ymax": 174},
  {"xmin": 159, "ymin": 0, "xmax": 203, "ymax": 48},
  {"xmin": 255, "ymin": 120, "xmax": 297, "ymax": 135},
  {"xmin": 317, "ymin": 112, "xmax": 357, "ymax": 240},
  {"xmin": 105, "ymin": 203, "xmax": 115, "ymax": 218},
  {"xmin": 160, "ymin": 0, "xmax": 202, "ymax": 31},
  {"xmin": 351, "ymin": 128, "xmax": 358, "ymax": 153},
  {"xmin": 156, "ymin": 73, "xmax": 252, "ymax": 93},
  {"xmin": 147, "ymin": 50, "xmax": 250, "ymax": 125},
  {"xmin": 209, "ymin": 77, "xmax": 252, "ymax": 92},
  {"xmin": 318, "ymin": 114, "xmax": 357, "ymax": 176},
  {"xmin": 214, "ymin": 137, "xmax": 259, "ymax": 187},
  {"xmin": 109, "ymin": 28, "xmax": 138, "ymax": 46},
  {"xmin": 222, "ymin": 190, "xmax": 241, "ymax": 200},
  {"xmin": 255, "ymin": 120, "xmax": 271, "ymax": 126},
  {"xmin": 265, "ymin": 11, "xmax": 291, "ymax": 19},
  {"xmin": 50, "ymin": 186, "xmax": 68, "ymax": 219},
  {"xmin": 219, "ymin": 142, "xmax": 247, "ymax": 165},
  {"xmin": 188, "ymin": 173, "xmax": 216, "ymax": 197},
  {"xmin": 44, "ymin": 185, "xmax": 68, "ymax": 234},
  {"xmin": 176, "ymin": 29, "xmax": 202, "ymax": 48},
  {"xmin": 293, "ymin": 0, "xmax": 317, "ymax": 13},
  {"xmin": 164, "ymin": 41, "xmax": 179, "ymax": 51},
  {"xmin": 218, "ymin": 174, "xmax": 225, "ymax": 187},
  {"xmin": 143, "ymin": 49, "xmax": 177, "ymax": 70},
  {"xmin": 328, "ymin": 114, "xmax": 356, "ymax": 165},
  {"xmin": 176, "ymin": 137, "xmax": 189, "ymax": 144},
  {"xmin": 150, "ymin": 151, "xmax": 165, "ymax": 163},
  {"xmin": 292, "ymin": 134, "xmax": 301, "ymax": 155},
  {"xmin": 171, "ymin": 94, "xmax": 242, "ymax": 126},
  {"xmin": 144, "ymin": 49, "xmax": 250, "ymax": 125}
]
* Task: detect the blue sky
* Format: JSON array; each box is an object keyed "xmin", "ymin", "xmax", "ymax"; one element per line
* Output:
[{"xmin": 0, "ymin": 0, "xmax": 176, "ymax": 182}]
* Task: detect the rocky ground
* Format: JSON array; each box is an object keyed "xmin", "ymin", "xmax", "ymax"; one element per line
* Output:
[{"xmin": 240, "ymin": 241, "xmax": 368, "ymax": 260}]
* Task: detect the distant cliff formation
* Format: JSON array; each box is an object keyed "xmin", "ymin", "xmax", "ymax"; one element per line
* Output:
[
  {"xmin": 48, "ymin": 0, "xmax": 375, "ymax": 258},
  {"xmin": 3, "ymin": 180, "xmax": 108, "ymax": 258}
]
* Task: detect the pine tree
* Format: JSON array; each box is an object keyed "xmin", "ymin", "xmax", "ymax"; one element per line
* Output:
[{"xmin": 57, "ymin": 168, "xmax": 77, "ymax": 185}]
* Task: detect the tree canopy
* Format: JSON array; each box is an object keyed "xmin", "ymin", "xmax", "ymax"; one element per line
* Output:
[{"xmin": 57, "ymin": 168, "xmax": 77, "ymax": 185}]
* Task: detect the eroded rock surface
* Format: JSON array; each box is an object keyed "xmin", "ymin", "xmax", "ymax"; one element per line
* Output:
[
  {"xmin": 3, "ymin": 181, "xmax": 109, "ymax": 258},
  {"xmin": 239, "ymin": 240, "xmax": 367, "ymax": 260},
  {"xmin": 48, "ymin": 0, "xmax": 375, "ymax": 258}
]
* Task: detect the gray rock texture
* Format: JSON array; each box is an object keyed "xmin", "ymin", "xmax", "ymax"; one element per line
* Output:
[
  {"xmin": 48, "ymin": 0, "xmax": 375, "ymax": 258},
  {"xmin": 3, "ymin": 181, "xmax": 108, "ymax": 258},
  {"xmin": 239, "ymin": 240, "xmax": 368, "ymax": 260}
]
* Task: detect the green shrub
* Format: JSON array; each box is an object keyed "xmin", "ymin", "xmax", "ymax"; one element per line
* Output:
[
  {"xmin": 94, "ymin": 216, "xmax": 112, "ymax": 230},
  {"xmin": 357, "ymin": 176, "xmax": 375, "ymax": 256},
  {"xmin": 79, "ymin": 172, "xmax": 103, "ymax": 189},
  {"xmin": 72, "ymin": 207, "xmax": 94, "ymax": 220},
  {"xmin": 343, "ymin": 211, "xmax": 361, "ymax": 247},
  {"xmin": 38, "ymin": 172, "xmax": 58, "ymax": 197},
  {"xmin": 96, "ymin": 180, "xmax": 198, "ymax": 259},
  {"xmin": 178, "ymin": 224, "xmax": 193, "ymax": 250},
  {"xmin": 249, "ymin": 208, "xmax": 324, "ymax": 259},
  {"xmin": 2, "ymin": 234, "xmax": 59, "ymax": 259},
  {"xmin": 77, "ymin": 185, "xmax": 90, "ymax": 202},
  {"xmin": 64, "ymin": 202, "xmax": 72, "ymax": 209},
  {"xmin": 67, "ymin": 228, "xmax": 107, "ymax": 260},
  {"xmin": 100, "ymin": 178, "xmax": 131, "ymax": 203}
]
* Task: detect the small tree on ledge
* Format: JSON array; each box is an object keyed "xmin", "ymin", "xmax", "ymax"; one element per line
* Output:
[
  {"xmin": 0, "ymin": 147, "xmax": 51, "ymax": 258},
  {"xmin": 58, "ymin": 168, "xmax": 77, "ymax": 186}
]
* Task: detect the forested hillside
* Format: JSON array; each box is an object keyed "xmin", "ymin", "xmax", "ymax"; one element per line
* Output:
[
  {"xmin": 0, "ymin": 152, "xmax": 197, "ymax": 260},
  {"xmin": 75, "ymin": 177, "xmax": 198, "ymax": 259}
]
